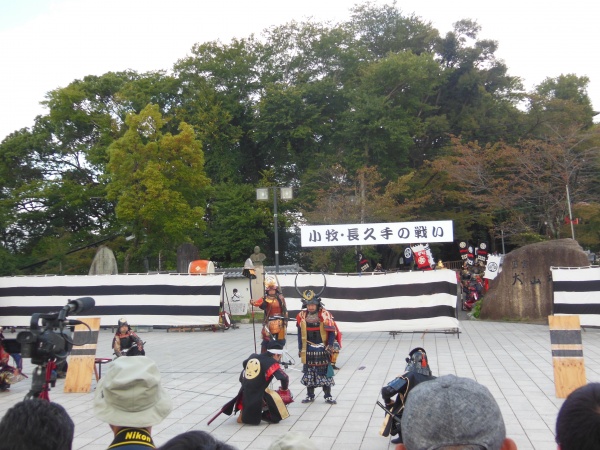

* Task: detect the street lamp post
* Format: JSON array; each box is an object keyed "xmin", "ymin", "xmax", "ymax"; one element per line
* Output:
[{"xmin": 256, "ymin": 186, "xmax": 293, "ymax": 273}]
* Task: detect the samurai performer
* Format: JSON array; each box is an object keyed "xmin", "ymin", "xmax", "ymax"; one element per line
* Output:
[
  {"xmin": 218, "ymin": 340, "xmax": 291, "ymax": 425},
  {"xmin": 379, "ymin": 347, "xmax": 436, "ymax": 444},
  {"xmin": 296, "ymin": 289, "xmax": 338, "ymax": 404},
  {"xmin": 112, "ymin": 318, "xmax": 145, "ymax": 357},
  {"xmin": 250, "ymin": 275, "xmax": 288, "ymax": 353}
]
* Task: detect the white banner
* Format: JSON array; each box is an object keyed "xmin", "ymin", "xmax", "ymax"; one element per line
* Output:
[
  {"xmin": 484, "ymin": 255, "xmax": 502, "ymax": 280},
  {"xmin": 300, "ymin": 220, "xmax": 454, "ymax": 247}
]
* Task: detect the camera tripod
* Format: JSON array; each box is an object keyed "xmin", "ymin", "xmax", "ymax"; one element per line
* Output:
[{"xmin": 25, "ymin": 359, "xmax": 57, "ymax": 401}]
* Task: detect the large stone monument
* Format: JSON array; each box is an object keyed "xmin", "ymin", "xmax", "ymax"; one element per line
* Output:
[
  {"xmin": 88, "ymin": 245, "xmax": 118, "ymax": 275},
  {"xmin": 249, "ymin": 246, "xmax": 266, "ymax": 300},
  {"xmin": 480, "ymin": 239, "xmax": 590, "ymax": 322}
]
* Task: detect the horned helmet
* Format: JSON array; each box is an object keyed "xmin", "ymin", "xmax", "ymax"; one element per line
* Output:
[
  {"xmin": 302, "ymin": 289, "xmax": 321, "ymax": 308},
  {"xmin": 294, "ymin": 272, "xmax": 327, "ymax": 309}
]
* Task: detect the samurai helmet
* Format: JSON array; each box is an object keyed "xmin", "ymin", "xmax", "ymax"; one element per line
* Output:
[
  {"xmin": 302, "ymin": 289, "xmax": 321, "ymax": 308},
  {"xmin": 405, "ymin": 347, "xmax": 432, "ymax": 376},
  {"xmin": 264, "ymin": 275, "xmax": 278, "ymax": 290},
  {"xmin": 294, "ymin": 272, "xmax": 327, "ymax": 309},
  {"xmin": 118, "ymin": 317, "xmax": 130, "ymax": 329}
]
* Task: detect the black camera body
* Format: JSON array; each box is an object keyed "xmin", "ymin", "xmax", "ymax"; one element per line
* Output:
[
  {"xmin": 3, "ymin": 297, "xmax": 96, "ymax": 400},
  {"xmin": 4, "ymin": 297, "xmax": 95, "ymax": 366},
  {"xmin": 17, "ymin": 326, "xmax": 73, "ymax": 365}
]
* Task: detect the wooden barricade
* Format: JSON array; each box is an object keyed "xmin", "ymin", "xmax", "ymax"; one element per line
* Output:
[
  {"xmin": 548, "ymin": 315, "xmax": 586, "ymax": 398},
  {"xmin": 64, "ymin": 317, "xmax": 101, "ymax": 393}
]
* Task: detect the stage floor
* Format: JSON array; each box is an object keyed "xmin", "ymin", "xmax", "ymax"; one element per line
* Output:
[{"xmin": 2, "ymin": 319, "xmax": 600, "ymax": 450}]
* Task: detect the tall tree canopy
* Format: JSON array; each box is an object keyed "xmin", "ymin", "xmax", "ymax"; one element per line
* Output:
[
  {"xmin": 106, "ymin": 104, "xmax": 210, "ymax": 271},
  {"xmin": 0, "ymin": 2, "xmax": 598, "ymax": 274}
]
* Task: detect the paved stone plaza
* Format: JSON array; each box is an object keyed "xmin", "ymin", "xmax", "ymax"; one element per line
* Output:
[{"xmin": 2, "ymin": 319, "xmax": 600, "ymax": 450}]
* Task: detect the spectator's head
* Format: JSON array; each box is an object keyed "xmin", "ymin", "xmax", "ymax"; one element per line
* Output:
[
  {"xmin": 556, "ymin": 383, "xmax": 600, "ymax": 450},
  {"xmin": 0, "ymin": 399, "xmax": 74, "ymax": 450},
  {"xmin": 268, "ymin": 431, "xmax": 318, "ymax": 450},
  {"xmin": 399, "ymin": 374, "xmax": 516, "ymax": 450},
  {"xmin": 94, "ymin": 355, "xmax": 172, "ymax": 429},
  {"xmin": 159, "ymin": 430, "xmax": 237, "ymax": 450}
]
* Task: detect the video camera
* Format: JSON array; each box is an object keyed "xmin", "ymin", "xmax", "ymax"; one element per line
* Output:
[{"xmin": 5, "ymin": 297, "xmax": 96, "ymax": 365}]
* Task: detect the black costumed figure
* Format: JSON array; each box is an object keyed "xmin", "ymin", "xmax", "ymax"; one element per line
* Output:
[
  {"xmin": 112, "ymin": 318, "xmax": 145, "ymax": 357},
  {"xmin": 379, "ymin": 347, "xmax": 436, "ymax": 444},
  {"xmin": 250, "ymin": 275, "xmax": 288, "ymax": 354},
  {"xmin": 295, "ymin": 276, "xmax": 340, "ymax": 405},
  {"xmin": 212, "ymin": 340, "xmax": 293, "ymax": 425}
]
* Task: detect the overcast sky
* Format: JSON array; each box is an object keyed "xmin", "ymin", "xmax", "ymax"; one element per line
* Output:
[{"xmin": 1, "ymin": 0, "xmax": 598, "ymax": 141}]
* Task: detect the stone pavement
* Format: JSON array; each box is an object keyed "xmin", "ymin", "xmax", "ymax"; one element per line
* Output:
[{"xmin": 2, "ymin": 319, "xmax": 600, "ymax": 450}]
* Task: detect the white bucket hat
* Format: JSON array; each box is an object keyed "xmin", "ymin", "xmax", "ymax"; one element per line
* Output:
[{"xmin": 94, "ymin": 356, "xmax": 172, "ymax": 428}]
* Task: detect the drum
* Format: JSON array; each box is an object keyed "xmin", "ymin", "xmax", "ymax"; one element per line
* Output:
[
  {"xmin": 188, "ymin": 260, "xmax": 215, "ymax": 274},
  {"xmin": 268, "ymin": 316, "xmax": 284, "ymax": 335}
]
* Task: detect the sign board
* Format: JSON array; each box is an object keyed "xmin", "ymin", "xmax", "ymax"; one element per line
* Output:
[
  {"xmin": 64, "ymin": 317, "xmax": 101, "ymax": 393},
  {"xmin": 548, "ymin": 315, "xmax": 586, "ymax": 398},
  {"xmin": 300, "ymin": 220, "xmax": 453, "ymax": 247}
]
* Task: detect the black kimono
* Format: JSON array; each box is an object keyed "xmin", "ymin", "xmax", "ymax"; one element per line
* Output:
[{"xmin": 227, "ymin": 352, "xmax": 290, "ymax": 425}]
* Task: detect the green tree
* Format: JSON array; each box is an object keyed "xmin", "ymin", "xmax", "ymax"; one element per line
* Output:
[
  {"xmin": 434, "ymin": 19, "xmax": 525, "ymax": 147},
  {"xmin": 106, "ymin": 104, "xmax": 210, "ymax": 271},
  {"xmin": 198, "ymin": 183, "xmax": 274, "ymax": 266},
  {"xmin": 526, "ymin": 74, "xmax": 596, "ymax": 137},
  {"xmin": 174, "ymin": 38, "xmax": 262, "ymax": 184},
  {"xmin": 337, "ymin": 51, "xmax": 442, "ymax": 176}
]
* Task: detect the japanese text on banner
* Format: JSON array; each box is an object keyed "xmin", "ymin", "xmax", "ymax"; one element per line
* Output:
[{"xmin": 300, "ymin": 221, "xmax": 453, "ymax": 247}]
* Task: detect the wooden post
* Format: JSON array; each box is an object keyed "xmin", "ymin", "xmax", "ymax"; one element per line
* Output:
[
  {"xmin": 64, "ymin": 317, "xmax": 101, "ymax": 393},
  {"xmin": 548, "ymin": 315, "xmax": 586, "ymax": 398}
]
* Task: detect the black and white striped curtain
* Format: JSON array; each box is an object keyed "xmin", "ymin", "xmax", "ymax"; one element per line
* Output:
[
  {"xmin": 276, "ymin": 271, "xmax": 459, "ymax": 332},
  {"xmin": 0, "ymin": 273, "xmax": 223, "ymax": 327},
  {"xmin": 552, "ymin": 266, "xmax": 600, "ymax": 327}
]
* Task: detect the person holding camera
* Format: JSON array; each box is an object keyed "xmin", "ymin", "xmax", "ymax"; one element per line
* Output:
[
  {"xmin": 112, "ymin": 318, "xmax": 145, "ymax": 357},
  {"xmin": 379, "ymin": 347, "xmax": 436, "ymax": 445}
]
